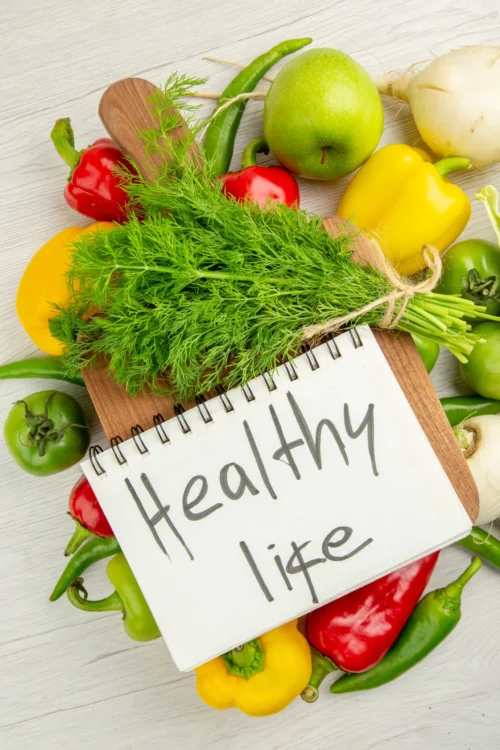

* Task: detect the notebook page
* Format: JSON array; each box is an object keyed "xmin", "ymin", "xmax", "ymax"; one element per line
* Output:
[{"xmin": 82, "ymin": 326, "xmax": 471, "ymax": 671}]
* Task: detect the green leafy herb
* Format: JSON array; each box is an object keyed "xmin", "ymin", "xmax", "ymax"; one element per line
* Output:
[{"xmin": 50, "ymin": 75, "xmax": 498, "ymax": 399}]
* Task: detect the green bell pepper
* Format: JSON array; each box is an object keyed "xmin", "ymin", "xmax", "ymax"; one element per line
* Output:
[{"xmin": 66, "ymin": 553, "xmax": 160, "ymax": 642}]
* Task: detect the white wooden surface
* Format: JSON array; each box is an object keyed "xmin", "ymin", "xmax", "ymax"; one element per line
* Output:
[{"xmin": 1, "ymin": 1, "xmax": 500, "ymax": 748}]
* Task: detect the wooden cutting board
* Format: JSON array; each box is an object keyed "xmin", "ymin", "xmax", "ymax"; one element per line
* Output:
[{"xmin": 82, "ymin": 77, "xmax": 478, "ymax": 522}]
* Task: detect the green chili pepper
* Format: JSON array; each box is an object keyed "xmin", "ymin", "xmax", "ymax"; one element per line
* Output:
[
  {"xmin": 330, "ymin": 556, "xmax": 481, "ymax": 694},
  {"xmin": 458, "ymin": 526, "xmax": 500, "ymax": 568},
  {"xmin": 0, "ymin": 356, "xmax": 85, "ymax": 387},
  {"xmin": 66, "ymin": 553, "xmax": 160, "ymax": 642},
  {"xmin": 50, "ymin": 535, "xmax": 121, "ymax": 602},
  {"xmin": 411, "ymin": 333, "xmax": 440, "ymax": 374},
  {"xmin": 203, "ymin": 38, "xmax": 312, "ymax": 175},
  {"xmin": 440, "ymin": 395, "xmax": 500, "ymax": 427}
]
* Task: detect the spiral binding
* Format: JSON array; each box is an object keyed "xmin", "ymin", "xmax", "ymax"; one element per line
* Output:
[
  {"xmin": 131, "ymin": 425, "xmax": 149, "ymax": 454},
  {"xmin": 88, "ymin": 329, "xmax": 363, "ymax": 475}
]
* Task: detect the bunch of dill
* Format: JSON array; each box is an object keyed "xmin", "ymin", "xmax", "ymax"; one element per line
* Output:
[
  {"xmin": 50, "ymin": 75, "xmax": 491, "ymax": 399},
  {"xmin": 52, "ymin": 172, "xmax": 391, "ymax": 398}
]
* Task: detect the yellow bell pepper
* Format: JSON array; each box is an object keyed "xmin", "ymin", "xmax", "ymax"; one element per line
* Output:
[
  {"xmin": 337, "ymin": 144, "xmax": 471, "ymax": 276},
  {"xmin": 16, "ymin": 223, "xmax": 114, "ymax": 355},
  {"xmin": 195, "ymin": 620, "xmax": 311, "ymax": 717}
]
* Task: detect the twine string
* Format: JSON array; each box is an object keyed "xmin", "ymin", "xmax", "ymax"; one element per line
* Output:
[
  {"xmin": 302, "ymin": 242, "xmax": 442, "ymax": 341},
  {"xmin": 199, "ymin": 91, "xmax": 268, "ymax": 141}
]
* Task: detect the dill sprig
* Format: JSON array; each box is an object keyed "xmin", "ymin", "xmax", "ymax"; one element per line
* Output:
[
  {"xmin": 50, "ymin": 75, "xmax": 496, "ymax": 399},
  {"xmin": 142, "ymin": 75, "xmax": 203, "ymax": 151}
]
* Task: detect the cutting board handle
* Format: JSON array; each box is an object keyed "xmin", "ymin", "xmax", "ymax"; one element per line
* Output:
[{"xmin": 99, "ymin": 77, "xmax": 201, "ymax": 181}]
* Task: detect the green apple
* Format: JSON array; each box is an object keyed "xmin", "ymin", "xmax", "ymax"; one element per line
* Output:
[{"xmin": 263, "ymin": 48, "xmax": 384, "ymax": 180}]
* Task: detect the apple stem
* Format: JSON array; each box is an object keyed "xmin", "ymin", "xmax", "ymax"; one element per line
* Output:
[{"xmin": 321, "ymin": 147, "xmax": 327, "ymax": 165}]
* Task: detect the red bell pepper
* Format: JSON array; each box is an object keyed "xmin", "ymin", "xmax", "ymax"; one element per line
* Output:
[
  {"xmin": 302, "ymin": 551, "xmax": 440, "ymax": 701},
  {"xmin": 65, "ymin": 475, "xmax": 114, "ymax": 556},
  {"xmin": 220, "ymin": 137, "xmax": 300, "ymax": 209},
  {"xmin": 51, "ymin": 118, "xmax": 134, "ymax": 223}
]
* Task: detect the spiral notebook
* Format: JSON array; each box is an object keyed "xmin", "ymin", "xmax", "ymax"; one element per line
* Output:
[{"xmin": 82, "ymin": 326, "xmax": 472, "ymax": 671}]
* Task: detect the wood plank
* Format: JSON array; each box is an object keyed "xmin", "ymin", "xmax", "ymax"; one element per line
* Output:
[{"xmin": 82, "ymin": 360, "xmax": 185, "ymax": 439}]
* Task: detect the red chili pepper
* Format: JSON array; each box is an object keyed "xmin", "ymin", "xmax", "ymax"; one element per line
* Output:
[
  {"xmin": 65, "ymin": 475, "xmax": 114, "ymax": 556},
  {"xmin": 51, "ymin": 118, "xmax": 135, "ymax": 223},
  {"xmin": 302, "ymin": 552, "xmax": 440, "ymax": 701},
  {"xmin": 220, "ymin": 137, "xmax": 300, "ymax": 209}
]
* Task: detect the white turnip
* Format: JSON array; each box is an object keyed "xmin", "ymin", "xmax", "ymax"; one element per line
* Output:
[
  {"xmin": 376, "ymin": 46, "xmax": 500, "ymax": 168},
  {"xmin": 455, "ymin": 414, "xmax": 500, "ymax": 524}
]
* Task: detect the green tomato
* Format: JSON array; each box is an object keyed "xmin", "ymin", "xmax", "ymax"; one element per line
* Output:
[
  {"xmin": 4, "ymin": 390, "xmax": 90, "ymax": 476},
  {"xmin": 411, "ymin": 333, "xmax": 440, "ymax": 374},
  {"xmin": 461, "ymin": 322, "xmax": 500, "ymax": 399},
  {"xmin": 436, "ymin": 239, "xmax": 500, "ymax": 319}
]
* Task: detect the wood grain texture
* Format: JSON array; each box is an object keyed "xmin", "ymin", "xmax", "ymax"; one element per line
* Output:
[
  {"xmin": 1, "ymin": 1, "xmax": 500, "ymax": 748},
  {"xmin": 82, "ymin": 360, "xmax": 185, "ymax": 440}
]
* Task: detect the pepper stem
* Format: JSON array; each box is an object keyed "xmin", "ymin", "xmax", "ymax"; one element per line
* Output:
[
  {"xmin": 64, "ymin": 519, "xmax": 94, "ymax": 556},
  {"xmin": 51, "ymin": 118, "xmax": 82, "ymax": 173},
  {"xmin": 433, "ymin": 156, "xmax": 471, "ymax": 179},
  {"xmin": 221, "ymin": 638, "xmax": 265, "ymax": 680},
  {"xmin": 241, "ymin": 137, "xmax": 269, "ymax": 169},
  {"xmin": 66, "ymin": 578, "xmax": 123, "ymax": 613},
  {"xmin": 301, "ymin": 648, "xmax": 338, "ymax": 703},
  {"xmin": 444, "ymin": 556, "xmax": 482, "ymax": 600},
  {"xmin": 437, "ymin": 556, "xmax": 482, "ymax": 613}
]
